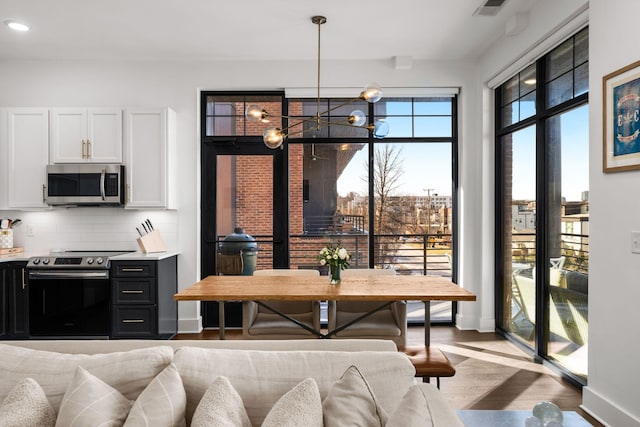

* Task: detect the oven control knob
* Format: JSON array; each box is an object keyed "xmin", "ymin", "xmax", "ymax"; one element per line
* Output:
[
  {"xmin": 32, "ymin": 258, "xmax": 40, "ymax": 264},
  {"xmin": 96, "ymin": 257, "xmax": 104, "ymax": 264},
  {"xmin": 42, "ymin": 258, "xmax": 50, "ymax": 265},
  {"xmin": 87, "ymin": 258, "xmax": 94, "ymax": 265}
]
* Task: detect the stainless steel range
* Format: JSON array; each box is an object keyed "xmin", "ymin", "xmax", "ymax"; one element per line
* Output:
[
  {"xmin": 27, "ymin": 250, "xmax": 130, "ymax": 274},
  {"xmin": 26, "ymin": 251, "xmax": 131, "ymax": 338}
]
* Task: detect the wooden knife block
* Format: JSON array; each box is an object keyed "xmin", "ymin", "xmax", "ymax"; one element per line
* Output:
[{"xmin": 136, "ymin": 230, "xmax": 167, "ymax": 254}]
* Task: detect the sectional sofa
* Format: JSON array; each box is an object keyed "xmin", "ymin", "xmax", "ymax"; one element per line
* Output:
[{"xmin": 0, "ymin": 339, "xmax": 463, "ymax": 426}]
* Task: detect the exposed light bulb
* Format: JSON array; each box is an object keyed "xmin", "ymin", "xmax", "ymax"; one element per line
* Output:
[
  {"xmin": 246, "ymin": 104, "xmax": 267, "ymax": 122},
  {"xmin": 263, "ymin": 128, "xmax": 284, "ymax": 149},
  {"xmin": 348, "ymin": 110, "xmax": 367, "ymax": 126},
  {"xmin": 361, "ymin": 83, "xmax": 383, "ymax": 103},
  {"xmin": 373, "ymin": 120, "xmax": 389, "ymax": 139}
]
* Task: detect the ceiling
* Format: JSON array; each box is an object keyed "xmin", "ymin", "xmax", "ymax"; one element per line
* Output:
[{"xmin": 0, "ymin": 0, "xmax": 539, "ymax": 62}]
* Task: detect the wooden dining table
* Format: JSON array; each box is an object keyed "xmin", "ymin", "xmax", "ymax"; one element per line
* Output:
[{"xmin": 174, "ymin": 274, "xmax": 476, "ymax": 343}]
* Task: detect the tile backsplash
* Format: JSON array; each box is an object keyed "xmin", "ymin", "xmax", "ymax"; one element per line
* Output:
[{"xmin": 1, "ymin": 208, "xmax": 177, "ymax": 254}]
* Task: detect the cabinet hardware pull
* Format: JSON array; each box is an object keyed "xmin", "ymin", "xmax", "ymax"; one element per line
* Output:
[
  {"xmin": 22, "ymin": 268, "xmax": 26, "ymax": 290},
  {"xmin": 82, "ymin": 139, "xmax": 86, "ymax": 159},
  {"xmin": 122, "ymin": 319, "xmax": 145, "ymax": 323},
  {"xmin": 126, "ymin": 184, "xmax": 131, "ymax": 203},
  {"xmin": 121, "ymin": 268, "xmax": 144, "ymax": 272},
  {"xmin": 87, "ymin": 140, "xmax": 92, "ymax": 158},
  {"xmin": 42, "ymin": 184, "xmax": 46, "ymax": 204},
  {"xmin": 121, "ymin": 290, "xmax": 144, "ymax": 294}
]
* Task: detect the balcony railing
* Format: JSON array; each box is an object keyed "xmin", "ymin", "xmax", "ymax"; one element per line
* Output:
[
  {"xmin": 511, "ymin": 232, "xmax": 589, "ymax": 273},
  {"xmin": 215, "ymin": 232, "xmax": 453, "ymax": 277},
  {"xmin": 303, "ymin": 214, "xmax": 365, "ymax": 235}
]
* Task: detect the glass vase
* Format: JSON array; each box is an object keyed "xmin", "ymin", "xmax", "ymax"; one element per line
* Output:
[{"xmin": 329, "ymin": 264, "xmax": 341, "ymax": 285}]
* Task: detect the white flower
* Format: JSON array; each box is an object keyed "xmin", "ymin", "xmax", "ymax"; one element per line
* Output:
[
  {"xmin": 320, "ymin": 259, "xmax": 326, "ymax": 266},
  {"xmin": 338, "ymin": 248, "xmax": 348, "ymax": 260},
  {"xmin": 333, "ymin": 254, "xmax": 338, "ymax": 259},
  {"xmin": 326, "ymin": 255, "xmax": 332, "ymax": 260}
]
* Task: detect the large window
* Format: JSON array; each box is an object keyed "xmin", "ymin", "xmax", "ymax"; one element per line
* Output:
[
  {"xmin": 496, "ymin": 28, "xmax": 589, "ymax": 385},
  {"xmin": 288, "ymin": 96, "xmax": 458, "ymax": 324},
  {"xmin": 201, "ymin": 92, "xmax": 458, "ymax": 326}
]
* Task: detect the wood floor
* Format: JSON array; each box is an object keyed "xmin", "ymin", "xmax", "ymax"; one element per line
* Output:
[{"xmin": 174, "ymin": 325, "xmax": 601, "ymax": 426}]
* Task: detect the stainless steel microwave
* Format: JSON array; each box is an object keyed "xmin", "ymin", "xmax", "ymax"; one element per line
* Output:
[{"xmin": 45, "ymin": 164, "xmax": 125, "ymax": 206}]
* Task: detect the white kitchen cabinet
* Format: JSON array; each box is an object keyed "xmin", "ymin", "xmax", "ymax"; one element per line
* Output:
[
  {"xmin": 50, "ymin": 108, "xmax": 122, "ymax": 163},
  {"xmin": 3, "ymin": 108, "xmax": 49, "ymax": 209},
  {"xmin": 124, "ymin": 107, "xmax": 176, "ymax": 209}
]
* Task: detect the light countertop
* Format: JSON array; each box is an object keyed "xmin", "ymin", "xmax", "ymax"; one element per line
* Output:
[
  {"xmin": 0, "ymin": 251, "xmax": 179, "ymax": 263},
  {"xmin": 110, "ymin": 251, "xmax": 180, "ymax": 261}
]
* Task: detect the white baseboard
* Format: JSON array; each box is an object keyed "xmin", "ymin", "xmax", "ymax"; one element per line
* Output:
[
  {"xmin": 582, "ymin": 386, "xmax": 640, "ymax": 427},
  {"xmin": 455, "ymin": 313, "xmax": 491, "ymax": 331},
  {"xmin": 477, "ymin": 317, "xmax": 496, "ymax": 333},
  {"xmin": 178, "ymin": 317, "xmax": 203, "ymax": 334}
]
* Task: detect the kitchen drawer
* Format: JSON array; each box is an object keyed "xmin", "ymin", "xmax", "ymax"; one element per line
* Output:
[
  {"xmin": 112, "ymin": 306, "xmax": 157, "ymax": 338},
  {"xmin": 112, "ymin": 262, "xmax": 156, "ymax": 277},
  {"xmin": 112, "ymin": 279, "xmax": 156, "ymax": 304}
]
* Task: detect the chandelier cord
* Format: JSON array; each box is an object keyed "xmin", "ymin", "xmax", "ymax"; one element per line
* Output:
[{"xmin": 316, "ymin": 17, "xmax": 322, "ymax": 131}]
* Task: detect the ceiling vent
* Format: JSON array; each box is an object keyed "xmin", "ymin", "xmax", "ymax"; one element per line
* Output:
[{"xmin": 473, "ymin": 0, "xmax": 508, "ymax": 16}]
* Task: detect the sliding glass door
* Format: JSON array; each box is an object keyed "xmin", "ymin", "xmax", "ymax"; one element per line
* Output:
[{"xmin": 496, "ymin": 28, "xmax": 589, "ymax": 385}]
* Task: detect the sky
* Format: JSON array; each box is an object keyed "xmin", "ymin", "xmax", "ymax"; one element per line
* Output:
[
  {"xmin": 337, "ymin": 101, "xmax": 589, "ymax": 202},
  {"xmin": 511, "ymin": 104, "xmax": 589, "ymax": 201},
  {"xmin": 337, "ymin": 143, "xmax": 452, "ymax": 197},
  {"xmin": 337, "ymin": 99, "xmax": 454, "ymax": 198}
]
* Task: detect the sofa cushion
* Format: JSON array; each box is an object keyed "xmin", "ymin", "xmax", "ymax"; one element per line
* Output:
[
  {"xmin": 124, "ymin": 363, "xmax": 186, "ymax": 427},
  {"xmin": 0, "ymin": 344, "xmax": 173, "ymax": 412},
  {"xmin": 323, "ymin": 365, "xmax": 388, "ymax": 427},
  {"xmin": 174, "ymin": 347, "xmax": 415, "ymax": 425},
  {"xmin": 191, "ymin": 376, "xmax": 251, "ymax": 427},
  {"xmin": 0, "ymin": 377, "xmax": 56, "ymax": 427},
  {"xmin": 261, "ymin": 378, "xmax": 322, "ymax": 427},
  {"xmin": 387, "ymin": 385, "xmax": 434, "ymax": 427},
  {"xmin": 55, "ymin": 367, "xmax": 132, "ymax": 427}
]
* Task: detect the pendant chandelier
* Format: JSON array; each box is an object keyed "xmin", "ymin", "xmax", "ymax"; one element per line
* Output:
[{"xmin": 245, "ymin": 15, "xmax": 389, "ymax": 149}]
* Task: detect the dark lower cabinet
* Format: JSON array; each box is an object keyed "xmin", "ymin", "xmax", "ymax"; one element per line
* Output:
[
  {"xmin": 0, "ymin": 261, "xmax": 29, "ymax": 339},
  {"xmin": 110, "ymin": 256, "xmax": 177, "ymax": 339},
  {"xmin": 0, "ymin": 264, "xmax": 7, "ymax": 338}
]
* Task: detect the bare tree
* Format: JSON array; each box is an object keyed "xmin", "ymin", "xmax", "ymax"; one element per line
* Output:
[
  {"xmin": 372, "ymin": 144, "xmax": 404, "ymax": 233},
  {"xmin": 362, "ymin": 144, "xmax": 406, "ymax": 267}
]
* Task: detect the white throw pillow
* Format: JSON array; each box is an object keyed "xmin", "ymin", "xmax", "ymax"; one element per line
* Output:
[
  {"xmin": 124, "ymin": 363, "xmax": 187, "ymax": 427},
  {"xmin": 191, "ymin": 376, "xmax": 251, "ymax": 427},
  {"xmin": 386, "ymin": 385, "xmax": 435, "ymax": 427},
  {"xmin": 55, "ymin": 367, "xmax": 133, "ymax": 427},
  {"xmin": 322, "ymin": 365, "xmax": 389, "ymax": 427},
  {"xmin": 0, "ymin": 377, "xmax": 56, "ymax": 427},
  {"xmin": 174, "ymin": 347, "xmax": 414, "ymax": 425},
  {"xmin": 261, "ymin": 378, "xmax": 322, "ymax": 427},
  {"xmin": 192, "ymin": 376, "xmax": 322, "ymax": 427},
  {"xmin": 0, "ymin": 344, "xmax": 173, "ymax": 412}
]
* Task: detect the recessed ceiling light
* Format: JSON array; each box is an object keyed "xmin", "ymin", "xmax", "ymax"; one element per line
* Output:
[{"xmin": 4, "ymin": 20, "xmax": 30, "ymax": 32}]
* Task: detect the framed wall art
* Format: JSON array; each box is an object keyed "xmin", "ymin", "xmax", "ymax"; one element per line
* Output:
[{"xmin": 603, "ymin": 59, "xmax": 640, "ymax": 172}]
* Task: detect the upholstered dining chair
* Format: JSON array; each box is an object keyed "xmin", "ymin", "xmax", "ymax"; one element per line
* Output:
[
  {"xmin": 327, "ymin": 268, "xmax": 407, "ymax": 348},
  {"xmin": 242, "ymin": 269, "xmax": 321, "ymax": 339}
]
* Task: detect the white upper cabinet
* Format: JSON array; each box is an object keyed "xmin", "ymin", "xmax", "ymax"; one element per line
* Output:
[
  {"xmin": 50, "ymin": 108, "xmax": 122, "ymax": 163},
  {"xmin": 124, "ymin": 107, "xmax": 176, "ymax": 209},
  {"xmin": 3, "ymin": 108, "xmax": 49, "ymax": 209}
]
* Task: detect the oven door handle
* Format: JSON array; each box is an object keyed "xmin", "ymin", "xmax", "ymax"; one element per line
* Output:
[
  {"xmin": 100, "ymin": 169, "xmax": 106, "ymax": 201},
  {"xmin": 28, "ymin": 270, "xmax": 110, "ymax": 280}
]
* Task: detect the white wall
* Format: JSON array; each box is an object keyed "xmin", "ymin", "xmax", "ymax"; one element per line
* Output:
[
  {"xmin": 0, "ymin": 57, "xmax": 490, "ymax": 334},
  {"xmin": 582, "ymin": 0, "xmax": 640, "ymax": 425}
]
